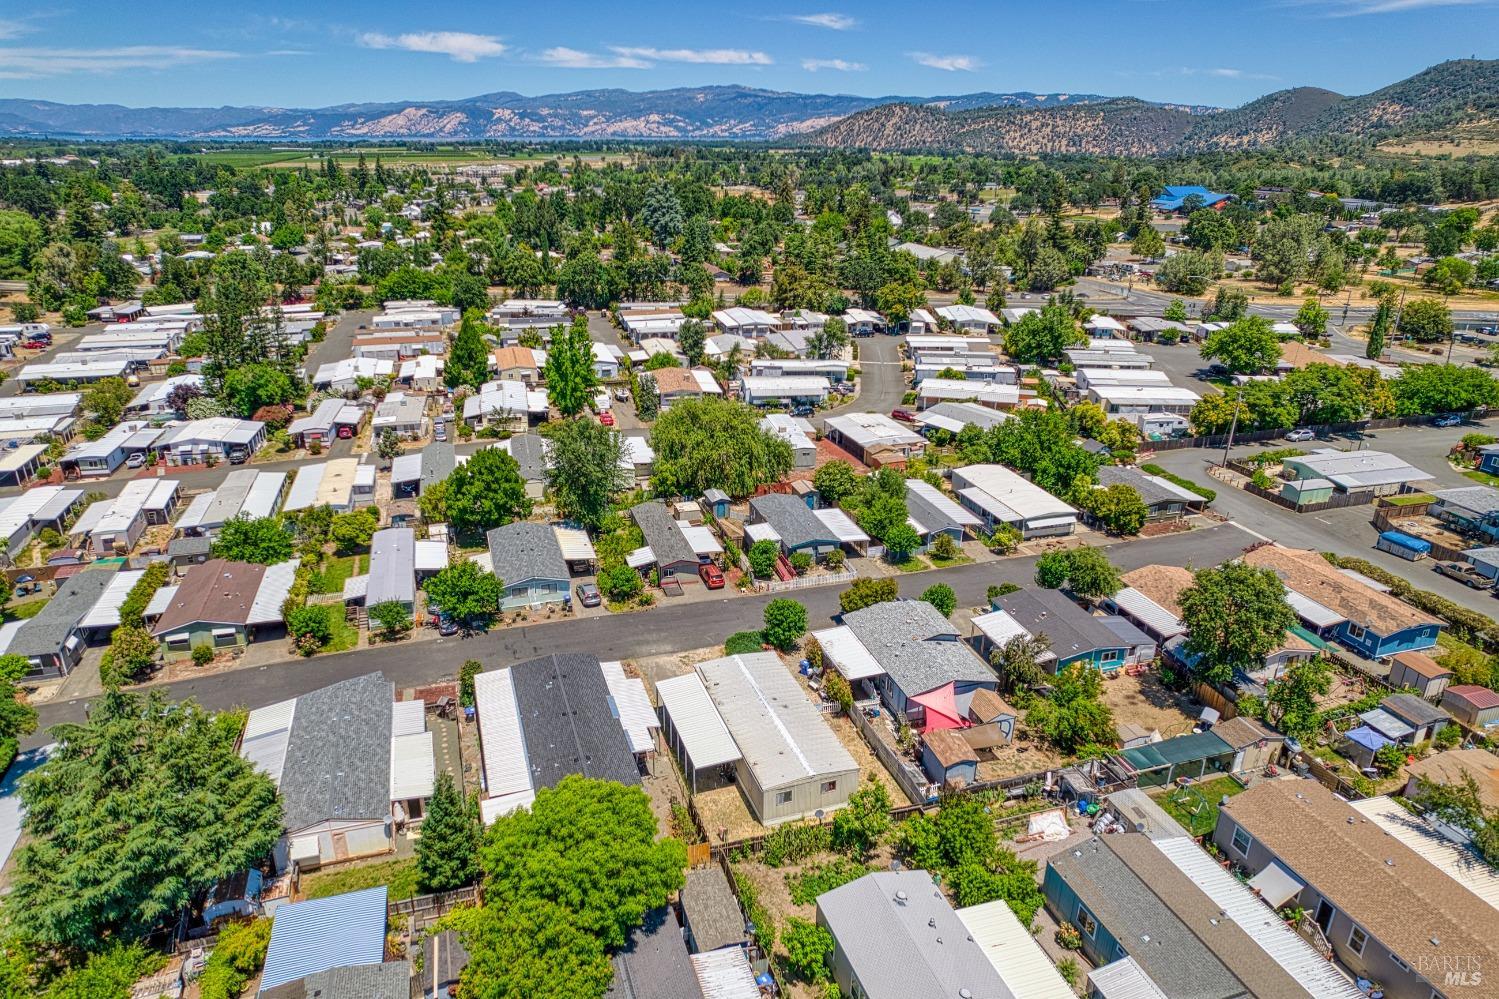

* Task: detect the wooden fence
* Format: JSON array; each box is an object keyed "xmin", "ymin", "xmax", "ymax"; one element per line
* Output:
[
  {"xmin": 390, "ymin": 886, "xmax": 479, "ymax": 931},
  {"xmin": 848, "ymin": 706, "xmax": 936, "ymax": 806},
  {"xmin": 1371, "ymin": 503, "xmax": 1469, "ymax": 561}
]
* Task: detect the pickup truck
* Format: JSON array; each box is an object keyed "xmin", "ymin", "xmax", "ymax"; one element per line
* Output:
[{"xmin": 1433, "ymin": 560, "xmax": 1492, "ymax": 590}]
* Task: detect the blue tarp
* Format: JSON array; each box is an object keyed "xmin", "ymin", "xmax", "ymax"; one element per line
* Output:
[
  {"xmin": 1378, "ymin": 530, "xmax": 1432, "ymax": 554},
  {"xmin": 1344, "ymin": 725, "xmax": 1392, "ymax": 752},
  {"xmin": 1151, "ymin": 185, "xmax": 1233, "ymax": 211}
]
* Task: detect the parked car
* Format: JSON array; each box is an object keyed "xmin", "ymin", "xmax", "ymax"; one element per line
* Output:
[
  {"xmin": 226, "ymin": 446, "xmax": 249, "ymax": 465},
  {"xmin": 1284, "ymin": 428, "xmax": 1316, "ymax": 442},
  {"xmin": 434, "ymin": 422, "xmax": 447, "ymax": 442},
  {"xmin": 1434, "ymin": 560, "xmax": 1491, "ymax": 589},
  {"xmin": 699, "ymin": 562, "xmax": 725, "ymax": 589},
  {"xmin": 790, "ymin": 404, "xmax": 814, "ymax": 418},
  {"xmin": 614, "ymin": 388, "xmax": 631, "ymax": 403},
  {"xmin": 436, "ymin": 616, "xmax": 460, "ymax": 636},
  {"xmin": 1433, "ymin": 414, "xmax": 1463, "ymax": 428},
  {"xmin": 21, "ymin": 339, "xmax": 49, "ymax": 351},
  {"xmin": 125, "ymin": 452, "xmax": 147, "ymax": 469},
  {"xmin": 890, "ymin": 408, "xmax": 916, "ymax": 423},
  {"xmin": 575, "ymin": 582, "xmax": 602, "ymax": 607},
  {"xmin": 336, "ymin": 424, "xmax": 354, "ymax": 439},
  {"xmin": 599, "ymin": 411, "xmax": 615, "ymax": 426}
]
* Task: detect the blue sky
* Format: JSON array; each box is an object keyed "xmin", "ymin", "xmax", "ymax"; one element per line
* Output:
[{"xmin": 0, "ymin": 1, "xmax": 1491, "ymax": 109}]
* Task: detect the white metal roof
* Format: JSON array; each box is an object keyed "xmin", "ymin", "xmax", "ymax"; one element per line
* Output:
[
  {"xmin": 1087, "ymin": 957, "xmax": 1170, "ymax": 999},
  {"xmin": 173, "ymin": 491, "xmax": 214, "ymax": 533},
  {"xmin": 79, "ymin": 569, "xmax": 145, "ymax": 630},
  {"xmin": 655, "ymin": 671, "xmax": 741, "ymax": 770},
  {"xmin": 956, "ymin": 901, "xmax": 1075, "ymax": 999},
  {"xmin": 414, "ymin": 539, "xmax": 449, "ymax": 573},
  {"xmin": 1088, "ymin": 384, "xmax": 1202, "ymax": 405},
  {"xmin": 0, "ymin": 444, "xmax": 47, "ymax": 474},
  {"xmin": 390, "ymin": 731, "xmax": 435, "ymax": 801},
  {"xmin": 599, "ymin": 660, "xmax": 658, "ymax": 755},
  {"xmin": 1284, "ymin": 588, "xmax": 1347, "ymax": 628},
  {"xmin": 697, "ymin": 653, "xmax": 857, "ymax": 791},
  {"xmin": 240, "ymin": 698, "xmax": 297, "ymax": 787},
  {"xmin": 936, "ymin": 304, "xmax": 1000, "ymax": 325},
  {"xmin": 812, "ymin": 507, "xmax": 870, "ymax": 545},
  {"xmin": 1350, "ymin": 797, "xmax": 1499, "ymax": 913},
  {"xmin": 1152, "ymin": 836, "xmax": 1364, "ymax": 997},
  {"xmin": 1289, "ymin": 449, "xmax": 1434, "ymax": 489},
  {"xmin": 690, "ymin": 947, "xmax": 760, "ymax": 999},
  {"xmin": 473, "ymin": 669, "xmax": 535, "ymax": 819},
  {"xmin": 970, "ymin": 608, "xmax": 1046, "ymax": 654},
  {"xmin": 144, "ymin": 583, "xmax": 178, "ymax": 619},
  {"xmin": 625, "ymin": 545, "xmax": 656, "ymax": 569},
  {"xmin": 713, "ymin": 306, "xmax": 778, "ymax": 329},
  {"xmin": 241, "ymin": 471, "xmax": 287, "ymax": 521},
  {"xmin": 553, "ymin": 526, "xmax": 596, "ymax": 562},
  {"xmin": 281, "ymin": 462, "xmax": 327, "ymax": 513},
  {"xmin": 824, "ymin": 412, "xmax": 924, "ymax": 449},
  {"xmin": 678, "ymin": 521, "xmax": 723, "ymax": 556},
  {"xmin": 342, "ymin": 574, "xmax": 369, "ymax": 601},
  {"xmin": 810, "ymin": 625, "xmax": 885, "ymax": 681},
  {"xmin": 248, "ymin": 558, "xmax": 300, "ymax": 625},
  {"xmin": 1108, "ymin": 587, "xmax": 1186, "ymax": 639},
  {"xmin": 391, "ymin": 699, "xmax": 426, "ymax": 738},
  {"xmin": 914, "ymin": 378, "xmax": 1020, "ymax": 406},
  {"xmin": 952, "ymin": 464, "xmax": 1076, "ymax": 524},
  {"xmin": 742, "ymin": 521, "xmax": 780, "ymax": 544}
]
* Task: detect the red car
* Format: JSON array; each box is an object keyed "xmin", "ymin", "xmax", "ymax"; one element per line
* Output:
[
  {"xmin": 22, "ymin": 339, "xmax": 49, "ymax": 351},
  {"xmin": 599, "ymin": 411, "xmax": 615, "ymax": 426},
  {"xmin": 699, "ymin": 562, "xmax": 725, "ymax": 589},
  {"xmin": 336, "ymin": 425, "xmax": 354, "ymax": 439},
  {"xmin": 890, "ymin": 408, "xmax": 916, "ymax": 423}
]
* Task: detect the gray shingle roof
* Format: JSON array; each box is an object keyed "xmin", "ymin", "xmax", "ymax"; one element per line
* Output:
[
  {"xmin": 1381, "ymin": 692, "xmax": 1451, "ymax": 728},
  {"xmin": 277, "ymin": 673, "xmax": 393, "ymax": 832},
  {"xmin": 7, "ymin": 568, "xmax": 114, "ymax": 658},
  {"xmin": 749, "ymin": 493, "xmax": 835, "ymax": 551},
  {"xmin": 1047, "ymin": 837, "xmax": 1251, "ymax": 999},
  {"xmin": 1098, "ymin": 464, "xmax": 1196, "ymax": 508},
  {"xmin": 1432, "ymin": 485, "xmax": 1499, "ymax": 517},
  {"xmin": 509, "ymin": 653, "xmax": 641, "ymax": 789},
  {"xmin": 486, "ymin": 522, "xmax": 568, "ymax": 587},
  {"xmin": 630, "ymin": 501, "xmax": 698, "ymax": 570},
  {"xmin": 841, "ymin": 599, "xmax": 993, "ymax": 696},
  {"xmin": 421, "ymin": 442, "xmax": 456, "ymax": 490},
  {"xmin": 506, "ymin": 433, "xmax": 549, "ymax": 482},
  {"xmin": 607, "ymin": 908, "xmax": 699, "ymax": 999},
  {"xmin": 996, "ymin": 588, "xmax": 1130, "ymax": 662},
  {"xmin": 680, "ymin": 866, "xmax": 745, "ymax": 953},
  {"xmin": 261, "ymin": 962, "xmax": 410, "ymax": 999},
  {"xmin": 816, "ymin": 870, "xmax": 1008, "ymax": 999}
]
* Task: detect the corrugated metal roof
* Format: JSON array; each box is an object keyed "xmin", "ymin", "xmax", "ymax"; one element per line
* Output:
[
  {"xmin": 367, "ymin": 528, "xmax": 415, "ymax": 607},
  {"xmin": 554, "ymin": 526, "xmax": 596, "ymax": 561},
  {"xmin": 257, "ymin": 885, "xmax": 389, "ymax": 994},
  {"xmin": 1284, "ymin": 588, "xmax": 1346, "ymax": 629},
  {"xmin": 1151, "ymin": 836, "xmax": 1363, "ymax": 997},
  {"xmin": 248, "ymin": 558, "xmax": 299, "ymax": 625},
  {"xmin": 689, "ymin": 949, "xmax": 760, "ymax": 999},
  {"xmin": 390, "ymin": 732, "xmax": 434, "ymax": 801},
  {"xmin": 473, "ymin": 669, "xmax": 534, "ymax": 818},
  {"xmin": 599, "ymin": 659, "xmax": 658, "ymax": 755},
  {"xmin": 811, "ymin": 624, "xmax": 886, "ymax": 681},
  {"xmin": 812, "ymin": 506, "xmax": 870, "ymax": 544},
  {"xmin": 655, "ymin": 672, "xmax": 741, "ymax": 770},
  {"xmin": 240, "ymin": 697, "xmax": 297, "ymax": 786},
  {"xmin": 1087, "ymin": 957, "xmax": 1170, "ymax": 999},
  {"xmin": 1351, "ymin": 796, "xmax": 1499, "ymax": 913},
  {"xmin": 696, "ymin": 653, "xmax": 857, "ymax": 790},
  {"xmin": 281, "ymin": 462, "xmax": 327, "ymax": 512},
  {"xmin": 414, "ymin": 539, "xmax": 448, "ymax": 573},
  {"xmin": 144, "ymin": 583, "xmax": 178, "ymax": 619},
  {"xmin": 79, "ymin": 569, "xmax": 144, "ymax": 629},
  {"xmin": 391, "ymin": 700, "xmax": 426, "ymax": 738},
  {"xmin": 1107, "ymin": 587, "xmax": 1186, "ymax": 639},
  {"xmin": 956, "ymin": 900, "xmax": 1075, "ymax": 999},
  {"xmin": 677, "ymin": 522, "xmax": 723, "ymax": 556}
]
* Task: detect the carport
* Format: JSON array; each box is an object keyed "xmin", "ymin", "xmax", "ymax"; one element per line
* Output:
[{"xmin": 656, "ymin": 672, "xmax": 742, "ymax": 794}]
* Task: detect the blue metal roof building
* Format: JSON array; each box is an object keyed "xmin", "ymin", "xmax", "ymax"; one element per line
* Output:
[
  {"xmin": 257, "ymin": 885, "xmax": 389, "ymax": 994},
  {"xmin": 1151, "ymin": 185, "xmax": 1233, "ymax": 212}
]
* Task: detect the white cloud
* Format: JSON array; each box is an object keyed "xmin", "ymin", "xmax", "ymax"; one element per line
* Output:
[
  {"xmin": 910, "ymin": 52, "xmax": 981, "ymax": 72},
  {"xmin": 1171, "ymin": 66, "xmax": 1280, "ymax": 81},
  {"xmin": 0, "ymin": 45, "xmax": 238, "ymax": 79},
  {"xmin": 265, "ymin": 49, "xmax": 314, "ymax": 57},
  {"xmin": 358, "ymin": 30, "xmax": 507, "ymax": 62},
  {"xmin": 0, "ymin": 20, "xmax": 26, "ymax": 41},
  {"xmin": 802, "ymin": 58, "xmax": 866, "ymax": 72},
  {"xmin": 539, "ymin": 46, "xmax": 650, "ymax": 69},
  {"xmin": 1323, "ymin": 0, "xmax": 1478, "ymax": 12},
  {"xmin": 786, "ymin": 12, "xmax": 858, "ymax": 29},
  {"xmin": 609, "ymin": 46, "xmax": 773, "ymax": 65}
]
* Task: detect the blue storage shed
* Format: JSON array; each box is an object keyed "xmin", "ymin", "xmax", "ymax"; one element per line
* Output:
[{"xmin": 1376, "ymin": 530, "xmax": 1431, "ymax": 561}]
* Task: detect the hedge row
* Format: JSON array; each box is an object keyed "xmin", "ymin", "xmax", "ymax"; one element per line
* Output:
[
  {"xmin": 1321, "ymin": 553, "xmax": 1499, "ymax": 653},
  {"xmin": 1141, "ymin": 464, "xmax": 1217, "ymax": 504}
]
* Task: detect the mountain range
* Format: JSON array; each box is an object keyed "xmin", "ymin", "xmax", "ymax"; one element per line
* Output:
[{"xmin": 0, "ymin": 59, "xmax": 1491, "ymax": 152}]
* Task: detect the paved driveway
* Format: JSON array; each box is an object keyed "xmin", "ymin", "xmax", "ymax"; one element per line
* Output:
[{"xmin": 819, "ymin": 334, "xmax": 905, "ymax": 426}]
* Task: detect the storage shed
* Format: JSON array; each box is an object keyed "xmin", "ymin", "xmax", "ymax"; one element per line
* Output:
[{"xmin": 1442, "ymin": 684, "xmax": 1499, "ymax": 729}]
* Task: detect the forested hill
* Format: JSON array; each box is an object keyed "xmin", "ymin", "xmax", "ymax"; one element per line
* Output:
[{"xmin": 807, "ymin": 59, "xmax": 1499, "ymax": 155}]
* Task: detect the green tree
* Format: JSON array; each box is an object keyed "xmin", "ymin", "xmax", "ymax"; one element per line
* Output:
[
  {"xmin": 1409, "ymin": 774, "xmax": 1499, "ymax": 868},
  {"xmin": 196, "ymin": 918, "xmax": 271, "ymax": 999},
  {"xmin": 329, "ymin": 508, "xmax": 379, "ymax": 554},
  {"xmin": 544, "ymin": 315, "xmax": 600, "ymax": 416},
  {"xmin": 677, "ymin": 318, "xmax": 707, "ymax": 367},
  {"xmin": 1079, "ymin": 483, "xmax": 1149, "ymax": 536},
  {"xmin": 446, "ymin": 310, "xmax": 493, "ymax": 392},
  {"xmin": 286, "ymin": 606, "xmax": 333, "ymax": 650},
  {"xmin": 0, "ymin": 209, "xmax": 44, "ymax": 278},
  {"xmin": 1201, "ymin": 316, "xmax": 1282, "ymax": 375},
  {"xmin": 1003, "ymin": 304, "xmax": 1083, "ymax": 364},
  {"xmin": 807, "ymin": 316, "xmax": 850, "ymax": 360},
  {"xmin": 416, "ymin": 771, "xmax": 481, "ymax": 893},
  {"xmin": 1392, "ymin": 364, "xmax": 1499, "ymax": 416},
  {"xmin": 1252, "ymin": 215, "xmax": 1317, "ymax": 288},
  {"xmin": 1294, "ymin": 298, "xmax": 1329, "ymax": 340},
  {"xmin": 883, "ymin": 522, "xmax": 922, "ymax": 563},
  {"xmin": 1424, "ymin": 256, "xmax": 1474, "ymax": 295},
  {"xmin": 10, "ymin": 691, "xmax": 281, "ymax": 951},
  {"xmin": 1209, "ymin": 285, "xmax": 1249, "ymax": 321},
  {"xmin": 444, "ymin": 898, "xmax": 614, "ymax": 999},
  {"xmin": 0, "ymin": 654, "xmax": 38, "ymax": 747},
  {"xmin": 839, "ymin": 577, "xmax": 898, "ymax": 614},
  {"xmin": 782, "ymin": 918, "xmax": 834, "ymax": 984},
  {"xmin": 1265, "ymin": 655, "xmax": 1334, "ymax": 741},
  {"xmin": 117, "ymin": 562, "xmax": 170, "ymax": 630},
  {"xmin": 367, "ymin": 600, "xmax": 411, "ymax": 638},
  {"xmin": 1131, "ymin": 225, "xmax": 1165, "ymax": 259},
  {"xmin": 1398, "ymin": 297, "xmax": 1452, "ymax": 343},
  {"xmin": 459, "ymin": 659, "xmax": 483, "ymax": 708},
  {"xmin": 210, "ymin": 515, "xmax": 293, "ymax": 564},
  {"xmin": 812, "ymin": 460, "xmax": 859, "ymax": 506},
  {"xmin": 831, "ymin": 777, "xmax": 891, "ymax": 858},
  {"xmin": 445, "ymin": 447, "xmax": 533, "ymax": 536},
  {"xmin": 83, "ymin": 377, "xmax": 136, "ymax": 426},
  {"xmin": 920, "ymin": 582, "xmax": 957, "ymax": 618},
  {"xmin": 762, "ymin": 598, "xmax": 808, "ymax": 651},
  {"xmin": 423, "ymin": 559, "xmax": 502, "ymax": 624},
  {"xmin": 1024, "ymin": 663, "xmax": 1116, "ymax": 754},
  {"xmin": 376, "ymin": 428, "xmax": 403, "ymax": 463},
  {"xmin": 989, "ymin": 633, "xmax": 1051, "ymax": 696},
  {"xmin": 547, "ymin": 418, "xmax": 630, "ymax": 529},
  {"xmin": 748, "ymin": 539, "xmax": 780, "ymax": 579},
  {"xmin": 650, "ymin": 397, "xmax": 793, "ymax": 498},
  {"xmin": 1366, "ymin": 284, "xmax": 1396, "ymax": 360},
  {"xmin": 103, "ymin": 625, "xmax": 159, "ymax": 683},
  {"xmin": 1155, "ymin": 250, "xmax": 1217, "ymax": 296},
  {"xmin": 1033, "ymin": 547, "xmax": 1120, "ymax": 598},
  {"xmin": 1163, "ymin": 299, "xmax": 1190, "ymax": 323},
  {"xmin": 478, "ymin": 777, "xmax": 686, "ymax": 949},
  {"xmin": 220, "ymin": 363, "xmax": 297, "ymax": 418},
  {"xmin": 1179, "ymin": 562, "xmax": 1296, "ymax": 686}
]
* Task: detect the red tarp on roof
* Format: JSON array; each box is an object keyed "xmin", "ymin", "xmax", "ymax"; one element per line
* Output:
[{"xmin": 910, "ymin": 683, "xmax": 969, "ymax": 733}]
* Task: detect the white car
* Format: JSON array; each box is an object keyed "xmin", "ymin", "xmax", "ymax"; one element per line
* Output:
[{"xmin": 1285, "ymin": 429, "xmax": 1316, "ymax": 442}]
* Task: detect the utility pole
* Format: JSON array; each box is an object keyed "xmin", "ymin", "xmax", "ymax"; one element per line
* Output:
[{"xmin": 1221, "ymin": 396, "xmax": 1244, "ymax": 467}]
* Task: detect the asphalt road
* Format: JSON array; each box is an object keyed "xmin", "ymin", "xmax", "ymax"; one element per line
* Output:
[
  {"xmin": 21, "ymin": 523, "xmax": 1259, "ymax": 746},
  {"xmin": 819, "ymin": 334, "xmax": 904, "ymax": 426}
]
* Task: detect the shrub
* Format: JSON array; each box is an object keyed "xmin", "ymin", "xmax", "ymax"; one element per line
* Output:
[
  {"xmin": 1140, "ymin": 464, "xmax": 1216, "ymax": 503},
  {"xmin": 725, "ymin": 630, "xmax": 765, "ymax": 655},
  {"xmin": 287, "ymin": 605, "xmax": 333, "ymax": 649},
  {"xmin": 1055, "ymin": 923, "xmax": 1083, "ymax": 950},
  {"xmin": 198, "ymin": 919, "xmax": 272, "ymax": 999},
  {"xmin": 368, "ymin": 599, "xmax": 412, "ymax": 638},
  {"xmin": 781, "ymin": 917, "xmax": 834, "ymax": 984},
  {"xmin": 762, "ymin": 821, "xmax": 831, "ymax": 867},
  {"xmin": 920, "ymin": 583, "xmax": 956, "ymax": 618},
  {"xmin": 191, "ymin": 644, "xmax": 214, "ymax": 667},
  {"xmin": 929, "ymin": 532, "xmax": 961, "ymax": 562},
  {"xmin": 748, "ymin": 539, "xmax": 780, "ymax": 579},
  {"xmin": 824, "ymin": 548, "xmax": 846, "ymax": 570},
  {"xmin": 789, "ymin": 551, "xmax": 813, "ymax": 575},
  {"xmin": 599, "ymin": 564, "xmax": 644, "ymax": 602},
  {"xmin": 762, "ymin": 598, "xmax": 808, "ymax": 651},
  {"xmin": 822, "ymin": 669, "xmax": 853, "ymax": 713},
  {"xmin": 986, "ymin": 582, "xmax": 1021, "ymax": 602},
  {"xmin": 734, "ymin": 872, "xmax": 776, "ymax": 953},
  {"xmin": 787, "ymin": 859, "xmax": 872, "ymax": 906},
  {"xmin": 459, "ymin": 659, "xmax": 482, "ymax": 708},
  {"xmin": 839, "ymin": 577, "xmax": 898, "ymax": 614}
]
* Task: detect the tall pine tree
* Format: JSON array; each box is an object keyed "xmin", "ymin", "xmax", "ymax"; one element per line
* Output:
[
  {"xmin": 447, "ymin": 309, "xmax": 492, "ymax": 392},
  {"xmin": 416, "ymin": 771, "xmax": 481, "ymax": 893}
]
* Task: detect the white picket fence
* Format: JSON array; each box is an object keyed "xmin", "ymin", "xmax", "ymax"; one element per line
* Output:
[{"xmin": 756, "ymin": 567, "xmax": 859, "ymax": 594}]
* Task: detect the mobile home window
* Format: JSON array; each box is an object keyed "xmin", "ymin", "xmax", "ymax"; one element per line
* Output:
[
  {"xmin": 1076, "ymin": 906, "xmax": 1098, "ymax": 939},
  {"xmin": 1346, "ymin": 622, "xmax": 1366, "ymax": 641},
  {"xmin": 820, "ymin": 780, "xmax": 837, "ymax": 794},
  {"xmin": 1348, "ymin": 925, "xmax": 1368, "ymax": 956},
  {"xmin": 775, "ymin": 790, "xmax": 793, "ymax": 806},
  {"xmin": 1230, "ymin": 825, "xmax": 1251, "ymax": 856}
]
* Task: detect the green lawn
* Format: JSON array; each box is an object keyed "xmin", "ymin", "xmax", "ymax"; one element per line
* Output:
[
  {"xmin": 1151, "ymin": 776, "xmax": 1247, "ymax": 837},
  {"xmin": 313, "ymin": 554, "xmax": 368, "ymax": 596},
  {"xmin": 325, "ymin": 608, "xmax": 360, "ymax": 654},
  {"xmin": 1383, "ymin": 493, "xmax": 1435, "ymax": 507},
  {"xmin": 1464, "ymin": 470, "xmax": 1499, "ymax": 488},
  {"xmin": 4, "ymin": 599, "xmax": 49, "ymax": 621},
  {"xmin": 893, "ymin": 556, "xmax": 932, "ymax": 573},
  {"xmin": 301, "ymin": 857, "xmax": 419, "ymax": 901},
  {"xmin": 928, "ymin": 553, "xmax": 973, "ymax": 570}
]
